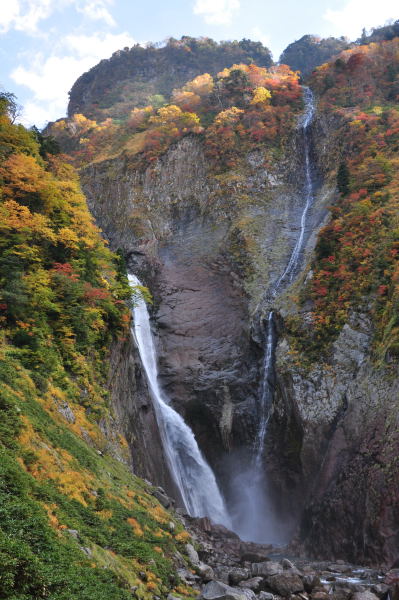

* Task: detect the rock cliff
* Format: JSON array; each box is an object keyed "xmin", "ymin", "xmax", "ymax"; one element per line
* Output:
[
  {"xmin": 80, "ymin": 114, "xmax": 330, "ymax": 523},
  {"xmin": 80, "ymin": 88, "xmax": 399, "ymax": 564}
]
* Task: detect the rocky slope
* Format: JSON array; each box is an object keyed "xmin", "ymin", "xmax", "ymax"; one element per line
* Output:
[{"xmin": 164, "ymin": 509, "xmax": 399, "ymax": 600}]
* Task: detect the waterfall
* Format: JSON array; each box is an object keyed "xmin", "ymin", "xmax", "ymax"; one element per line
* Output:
[
  {"xmin": 254, "ymin": 310, "xmax": 276, "ymax": 468},
  {"xmin": 228, "ymin": 87, "xmax": 316, "ymax": 544},
  {"xmin": 274, "ymin": 86, "xmax": 315, "ymax": 290},
  {"xmin": 128, "ymin": 274, "xmax": 231, "ymax": 528}
]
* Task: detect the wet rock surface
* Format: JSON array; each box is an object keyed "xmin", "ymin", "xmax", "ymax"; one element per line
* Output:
[{"xmin": 177, "ymin": 517, "xmax": 395, "ymax": 600}]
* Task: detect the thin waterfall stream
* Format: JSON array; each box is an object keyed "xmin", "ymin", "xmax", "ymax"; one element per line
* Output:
[
  {"xmin": 128, "ymin": 274, "xmax": 231, "ymax": 528},
  {"xmin": 256, "ymin": 86, "xmax": 315, "ymax": 463},
  {"xmin": 254, "ymin": 310, "xmax": 276, "ymax": 469},
  {"xmin": 229, "ymin": 86, "xmax": 316, "ymax": 543},
  {"xmin": 274, "ymin": 86, "xmax": 316, "ymax": 290}
]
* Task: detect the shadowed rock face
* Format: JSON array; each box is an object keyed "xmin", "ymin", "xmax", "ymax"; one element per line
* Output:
[
  {"xmin": 273, "ymin": 313, "xmax": 399, "ymax": 567},
  {"xmin": 80, "ymin": 128, "xmax": 331, "ymax": 472},
  {"xmin": 80, "ymin": 113, "xmax": 398, "ymax": 566},
  {"xmin": 108, "ymin": 337, "xmax": 177, "ymax": 495}
]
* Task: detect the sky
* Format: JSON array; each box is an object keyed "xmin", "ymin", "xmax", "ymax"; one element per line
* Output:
[{"xmin": 0, "ymin": 0, "xmax": 398, "ymax": 128}]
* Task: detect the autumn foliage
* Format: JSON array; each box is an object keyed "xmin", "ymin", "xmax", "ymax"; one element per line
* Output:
[
  {"xmin": 291, "ymin": 37, "xmax": 399, "ymax": 361},
  {"xmin": 0, "ymin": 92, "xmax": 195, "ymax": 600},
  {"xmin": 49, "ymin": 63, "xmax": 302, "ymax": 171},
  {"xmin": 0, "ymin": 94, "xmax": 131, "ymax": 394}
]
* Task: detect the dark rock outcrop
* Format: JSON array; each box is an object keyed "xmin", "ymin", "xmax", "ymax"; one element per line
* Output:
[
  {"xmin": 279, "ymin": 35, "xmax": 350, "ymax": 77},
  {"xmin": 272, "ymin": 312, "xmax": 399, "ymax": 567},
  {"xmin": 108, "ymin": 336, "xmax": 175, "ymax": 493}
]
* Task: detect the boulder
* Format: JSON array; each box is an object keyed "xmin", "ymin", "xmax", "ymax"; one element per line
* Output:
[
  {"xmin": 311, "ymin": 593, "xmax": 329, "ymax": 600},
  {"xmin": 152, "ymin": 488, "xmax": 172, "ymax": 508},
  {"xmin": 327, "ymin": 565, "xmax": 352, "ymax": 574},
  {"xmin": 229, "ymin": 568, "xmax": 250, "ymax": 585},
  {"xmin": 370, "ymin": 584, "xmax": 390, "ymax": 598},
  {"xmin": 330, "ymin": 588, "xmax": 352, "ymax": 600},
  {"xmin": 177, "ymin": 567, "xmax": 200, "ymax": 584},
  {"xmin": 67, "ymin": 529, "xmax": 79, "ymax": 539},
  {"xmin": 186, "ymin": 543, "xmax": 200, "ymax": 566},
  {"xmin": 303, "ymin": 575, "xmax": 321, "ymax": 593},
  {"xmin": 198, "ymin": 563, "xmax": 215, "ymax": 582},
  {"xmin": 213, "ymin": 567, "xmax": 231, "ymax": 585},
  {"xmin": 252, "ymin": 562, "xmax": 283, "ymax": 577},
  {"xmin": 201, "ymin": 580, "xmax": 256, "ymax": 600},
  {"xmin": 351, "ymin": 592, "xmax": 380, "ymax": 600},
  {"xmin": 266, "ymin": 573, "xmax": 304, "ymax": 597},
  {"xmin": 239, "ymin": 577, "xmax": 264, "ymax": 592},
  {"xmin": 259, "ymin": 593, "xmax": 274, "ymax": 600},
  {"xmin": 384, "ymin": 570, "xmax": 399, "ymax": 586}
]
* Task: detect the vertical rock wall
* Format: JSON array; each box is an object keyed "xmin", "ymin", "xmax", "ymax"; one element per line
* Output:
[{"xmin": 80, "ymin": 118, "xmax": 398, "ymax": 566}]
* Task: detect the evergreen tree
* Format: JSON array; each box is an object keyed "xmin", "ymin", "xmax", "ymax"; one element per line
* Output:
[{"xmin": 337, "ymin": 161, "xmax": 350, "ymax": 195}]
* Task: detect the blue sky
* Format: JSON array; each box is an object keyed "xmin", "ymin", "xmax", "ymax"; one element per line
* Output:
[{"xmin": 0, "ymin": 0, "xmax": 398, "ymax": 127}]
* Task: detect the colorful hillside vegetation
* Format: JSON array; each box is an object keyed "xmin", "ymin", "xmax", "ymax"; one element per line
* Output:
[{"xmin": 0, "ymin": 91, "xmax": 195, "ymax": 600}]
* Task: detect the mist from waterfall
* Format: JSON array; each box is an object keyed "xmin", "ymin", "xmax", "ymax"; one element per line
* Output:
[
  {"xmin": 128, "ymin": 274, "xmax": 231, "ymax": 528},
  {"xmin": 227, "ymin": 310, "xmax": 285, "ymax": 544},
  {"xmin": 227, "ymin": 87, "xmax": 316, "ymax": 544}
]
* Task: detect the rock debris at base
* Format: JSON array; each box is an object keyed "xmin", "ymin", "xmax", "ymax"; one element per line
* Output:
[{"xmin": 171, "ymin": 515, "xmax": 399, "ymax": 600}]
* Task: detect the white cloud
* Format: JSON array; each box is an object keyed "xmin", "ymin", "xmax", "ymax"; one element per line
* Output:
[
  {"xmin": 75, "ymin": 0, "xmax": 115, "ymax": 26},
  {"xmin": 324, "ymin": 0, "xmax": 398, "ymax": 40},
  {"xmin": 0, "ymin": 2, "xmax": 21, "ymax": 34},
  {"xmin": 0, "ymin": 0, "xmax": 55, "ymax": 34},
  {"xmin": 65, "ymin": 31, "xmax": 134, "ymax": 57},
  {"xmin": 193, "ymin": 0, "xmax": 240, "ymax": 26},
  {"xmin": 0, "ymin": 0, "xmax": 116, "ymax": 34},
  {"xmin": 12, "ymin": 31, "xmax": 135, "ymax": 127},
  {"xmin": 19, "ymin": 100, "xmax": 56, "ymax": 128},
  {"xmin": 251, "ymin": 27, "xmax": 271, "ymax": 50}
]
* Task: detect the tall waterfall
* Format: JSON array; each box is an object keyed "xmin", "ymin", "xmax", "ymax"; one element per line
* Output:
[
  {"xmin": 275, "ymin": 86, "xmax": 315, "ymax": 290},
  {"xmin": 128, "ymin": 274, "xmax": 231, "ymax": 527},
  {"xmin": 229, "ymin": 87, "xmax": 316, "ymax": 543},
  {"xmin": 254, "ymin": 310, "xmax": 276, "ymax": 468},
  {"xmin": 258, "ymin": 86, "xmax": 316, "ymax": 457}
]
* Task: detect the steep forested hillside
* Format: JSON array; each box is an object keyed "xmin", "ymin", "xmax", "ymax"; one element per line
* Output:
[
  {"xmin": 67, "ymin": 37, "xmax": 272, "ymax": 121},
  {"xmin": 51, "ymin": 63, "xmax": 302, "ymax": 170},
  {"xmin": 279, "ymin": 35, "xmax": 350, "ymax": 77},
  {"xmin": 0, "ymin": 93, "xmax": 195, "ymax": 600},
  {"xmin": 286, "ymin": 37, "xmax": 399, "ymax": 362}
]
